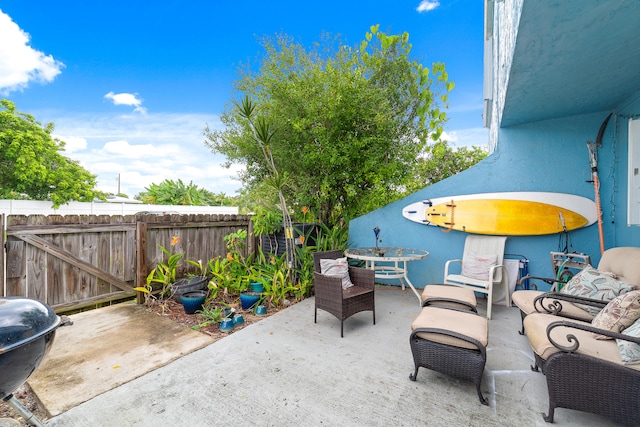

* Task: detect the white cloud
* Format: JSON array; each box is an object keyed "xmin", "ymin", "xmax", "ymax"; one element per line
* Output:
[
  {"xmin": 45, "ymin": 111, "xmax": 241, "ymax": 197},
  {"xmin": 442, "ymin": 127, "xmax": 489, "ymax": 148},
  {"xmin": 0, "ymin": 11, "xmax": 64, "ymax": 94},
  {"xmin": 416, "ymin": 1, "xmax": 440, "ymax": 13},
  {"xmin": 54, "ymin": 135, "xmax": 87, "ymax": 153},
  {"xmin": 104, "ymin": 91, "xmax": 148, "ymax": 114}
]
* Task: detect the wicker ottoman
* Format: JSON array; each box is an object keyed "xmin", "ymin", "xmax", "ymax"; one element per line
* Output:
[
  {"xmin": 409, "ymin": 306, "xmax": 489, "ymax": 405},
  {"xmin": 420, "ymin": 284, "xmax": 478, "ymax": 312}
]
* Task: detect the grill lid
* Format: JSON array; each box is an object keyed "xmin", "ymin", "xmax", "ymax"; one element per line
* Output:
[{"xmin": 0, "ymin": 297, "xmax": 61, "ymax": 354}]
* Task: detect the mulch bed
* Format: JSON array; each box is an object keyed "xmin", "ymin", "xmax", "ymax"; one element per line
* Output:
[
  {"xmin": 0, "ymin": 296, "xmax": 299, "ymax": 425},
  {"xmin": 144, "ymin": 296, "xmax": 297, "ymax": 339}
]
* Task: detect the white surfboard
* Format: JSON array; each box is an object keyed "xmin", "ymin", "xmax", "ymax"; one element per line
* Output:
[{"xmin": 402, "ymin": 192, "xmax": 597, "ymax": 235}]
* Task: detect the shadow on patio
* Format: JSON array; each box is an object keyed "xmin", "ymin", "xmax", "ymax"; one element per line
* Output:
[{"xmin": 41, "ymin": 286, "xmax": 618, "ymax": 426}]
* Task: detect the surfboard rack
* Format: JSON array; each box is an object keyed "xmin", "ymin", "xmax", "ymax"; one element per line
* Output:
[{"xmin": 550, "ymin": 252, "xmax": 591, "ymax": 290}]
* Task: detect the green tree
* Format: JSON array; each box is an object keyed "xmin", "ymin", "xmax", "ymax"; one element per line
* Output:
[
  {"xmin": 406, "ymin": 140, "xmax": 487, "ymax": 194},
  {"xmin": 0, "ymin": 99, "xmax": 101, "ymax": 207},
  {"xmin": 137, "ymin": 179, "xmax": 238, "ymax": 206},
  {"xmin": 204, "ymin": 25, "xmax": 454, "ymax": 226}
]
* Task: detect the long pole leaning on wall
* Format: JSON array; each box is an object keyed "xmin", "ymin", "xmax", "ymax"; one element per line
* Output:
[
  {"xmin": 587, "ymin": 112, "xmax": 612, "ymax": 255},
  {"xmin": 135, "ymin": 220, "xmax": 147, "ymax": 304}
]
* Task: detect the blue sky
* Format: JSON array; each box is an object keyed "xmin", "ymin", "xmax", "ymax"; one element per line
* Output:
[{"xmin": 0, "ymin": 1, "xmax": 486, "ymax": 197}]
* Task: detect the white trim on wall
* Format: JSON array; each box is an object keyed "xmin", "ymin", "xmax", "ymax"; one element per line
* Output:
[{"xmin": 628, "ymin": 118, "xmax": 640, "ymax": 225}]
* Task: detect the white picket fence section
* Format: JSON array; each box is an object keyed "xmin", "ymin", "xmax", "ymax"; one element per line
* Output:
[{"xmin": 0, "ymin": 199, "xmax": 238, "ymax": 216}]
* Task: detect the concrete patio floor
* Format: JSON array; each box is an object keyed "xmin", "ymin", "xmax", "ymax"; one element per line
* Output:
[{"xmin": 38, "ymin": 286, "xmax": 620, "ymax": 426}]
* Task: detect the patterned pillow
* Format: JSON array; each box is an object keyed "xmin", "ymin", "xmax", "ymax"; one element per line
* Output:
[
  {"xmin": 462, "ymin": 253, "xmax": 498, "ymax": 281},
  {"xmin": 591, "ymin": 291, "xmax": 640, "ymax": 340},
  {"xmin": 560, "ymin": 265, "xmax": 635, "ymax": 315},
  {"xmin": 320, "ymin": 257, "xmax": 354, "ymax": 289},
  {"xmin": 617, "ymin": 319, "xmax": 640, "ymax": 365}
]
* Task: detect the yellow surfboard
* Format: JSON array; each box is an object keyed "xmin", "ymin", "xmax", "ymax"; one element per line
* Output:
[{"xmin": 402, "ymin": 192, "xmax": 597, "ymax": 236}]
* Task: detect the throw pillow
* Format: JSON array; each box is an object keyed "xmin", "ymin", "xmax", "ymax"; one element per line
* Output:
[
  {"xmin": 320, "ymin": 257, "xmax": 354, "ymax": 289},
  {"xmin": 560, "ymin": 265, "xmax": 635, "ymax": 316},
  {"xmin": 591, "ymin": 290, "xmax": 640, "ymax": 340},
  {"xmin": 617, "ymin": 318, "xmax": 640, "ymax": 365},
  {"xmin": 462, "ymin": 253, "xmax": 498, "ymax": 281}
]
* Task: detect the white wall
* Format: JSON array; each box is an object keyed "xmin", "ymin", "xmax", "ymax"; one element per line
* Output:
[{"xmin": 0, "ymin": 200, "xmax": 238, "ymax": 216}]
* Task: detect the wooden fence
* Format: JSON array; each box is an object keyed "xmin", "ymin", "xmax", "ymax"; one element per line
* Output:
[{"xmin": 1, "ymin": 213, "xmax": 253, "ymax": 313}]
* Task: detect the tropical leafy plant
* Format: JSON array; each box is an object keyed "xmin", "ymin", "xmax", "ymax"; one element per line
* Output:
[
  {"xmin": 251, "ymin": 251, "xmax": 297, "ymax": 307},
  {"xmin": 251, "ymin": 206, "xmax": 283, "ymax": 236},
  {"xmin": 191, "ymin": 305, "xmax": 226, "ymax": 330},
  {"xmin": 134, "ymin": 236, "xmax": 184, "ymax": 304},
  {"xmin": 136, "ymin": 178, "xmax": 239, "ymax": 206}
]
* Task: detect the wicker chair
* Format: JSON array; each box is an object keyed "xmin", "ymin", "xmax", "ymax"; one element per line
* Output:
[{"xmin": 313, "ymin": 250, "xmax": 375, "ymax": 337}]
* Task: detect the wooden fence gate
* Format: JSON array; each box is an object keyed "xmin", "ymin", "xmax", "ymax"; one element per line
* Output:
[{"xmin": 1, "ymin": 213, "xmax": 253, "ymax": 313}]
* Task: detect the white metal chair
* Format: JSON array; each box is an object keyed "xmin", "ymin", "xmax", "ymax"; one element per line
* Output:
[{"xmin": 443, "ymin": 235, "xmax": 509, "ymax": 319}]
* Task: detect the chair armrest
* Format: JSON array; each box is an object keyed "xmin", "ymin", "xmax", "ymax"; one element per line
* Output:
[
  {"xmin": 546, "ymin": 320, "xmax": 640, "ymax": 353},
  {"xmin": 444, "ymin": 259, "xmax": 462, "ymax": 276},
  {"xmin": 314, "ymin": 272, "xmax": 344, "ymax": 300},
  {"xmin": 519, "ymin": 275, "xmax": 562, "ymax": 292},
  {"xmin": 521, "ymin": 275, "xmax": 557, "ymax": 286},
  {"xmin": 488, "ymin": 264, "xmax": 507, "ymax": 283},
  {"xmin": 533, "ymin": 292, "xmax": 607, "ymax": 316},
  {"xmin": 349, "ymin": 266, "xmax": 375, "ymax": 291}
]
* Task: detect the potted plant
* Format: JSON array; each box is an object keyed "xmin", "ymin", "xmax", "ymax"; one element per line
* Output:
[
  {"xmin": 136, "ymin": 237, "xmax": 208, "ymax": 305},
  {"xmin": 135, "ymin": 238, "xmax": 184, "ymax": 306},
  {"xmin": 173, "ymin": 258, "xmax": 208, "ymax": 303}
]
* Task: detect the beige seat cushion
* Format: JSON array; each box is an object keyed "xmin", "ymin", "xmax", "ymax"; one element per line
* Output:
[
  {"xmin": 421, "ymin": 284, "xmax": 477, "ymax": 310},
  {"xmin": 523, "ymin": 312, "xmax": 640, "ymax": 372},
  {"xmin": 512, "ymin": 290, "xmax": 594, "ymax": 321},
  {"xmin": 411, "ymin": 307, "xmax": 488, "ymax": 350}
]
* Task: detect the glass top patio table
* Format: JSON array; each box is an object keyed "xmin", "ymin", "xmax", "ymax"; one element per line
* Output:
[{"xmin": 345, "ymin": 247, "xmax": 429, "ymax": 304}]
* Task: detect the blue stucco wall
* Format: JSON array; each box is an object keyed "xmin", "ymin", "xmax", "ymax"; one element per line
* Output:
[{"xmin": 349, "ymin": 110, "xmax": 638, "ymax": 291}]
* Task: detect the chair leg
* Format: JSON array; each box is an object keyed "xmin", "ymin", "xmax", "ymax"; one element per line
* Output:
[
  {"xmin": 518, "ymin": 310, "xmax": 526, "ymax": 335},
  {"xmin": 486, "ymin": 286, "xmax": 493, "ymax": 320},
  {"xmin": 504, "ymin": 279, "xmax": 511, "ymax": 307},
  {"xmin": 373, "ymin": 308, "xmax": 376, "ymax": 325},
  {"xmin": 543, "ymin": 404, "xmax": 555, "ymax": 423},
  {"xmin": 409, "ymin": 366, "xmax": 419, "ymax": 381},
  {"xmin": 341, "ymin": 320, "xmax": 344, "ymax": 338},
  {"xmin": 314, "ymin": 305, "xmax": 317, "ymax": 323},
  {"xmin": 476, "ymin": 383, "xmax": 488, "ymax": 406}
]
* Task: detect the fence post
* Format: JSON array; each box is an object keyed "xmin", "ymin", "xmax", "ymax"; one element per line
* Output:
[
  {"xmin": 1, "ymin": 214, "xmax": 4, "ymax": 297},
  {"xmin": 247, "ymin": 215, "xmax": 256, "ymax": 257},
  {"xmin": 136, "ymin": 220, "xmax": 147, "ymax": 304}
]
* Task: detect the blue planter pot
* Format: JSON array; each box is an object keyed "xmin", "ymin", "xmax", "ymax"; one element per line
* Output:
[
  {"xmin": 240, "ymin": 292, "xmax": 261, "ymax": 310},
  {"xmin": 219, "ymin": 318, "xmax": 234, "ymax": 333},
  {"xmin": 181, "ymin": 290, "xmax": 207, "ymax": 314},
  {"xmin": 249, "ymin": 281, "xmax": 265, "ymax": 293},
  {"xmin": 232, "ymin": 314, "xmax": 245, "ymax": 326},
  {"xmin": 172, "ymin": 276, "xmax": 208, "ymax": 303}
]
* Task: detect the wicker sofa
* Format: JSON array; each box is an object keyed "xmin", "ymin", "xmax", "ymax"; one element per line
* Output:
[
  {"xmin": 519, "ymin": 247, "xmax": 640, "ymax": 424},
  {"xmin": 512, "ymin": 247, "xmax": 640, "ymax": 333},
  {"xmin": 525, "ymin": 310, "xmax": 640, "ymax": 424}
]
